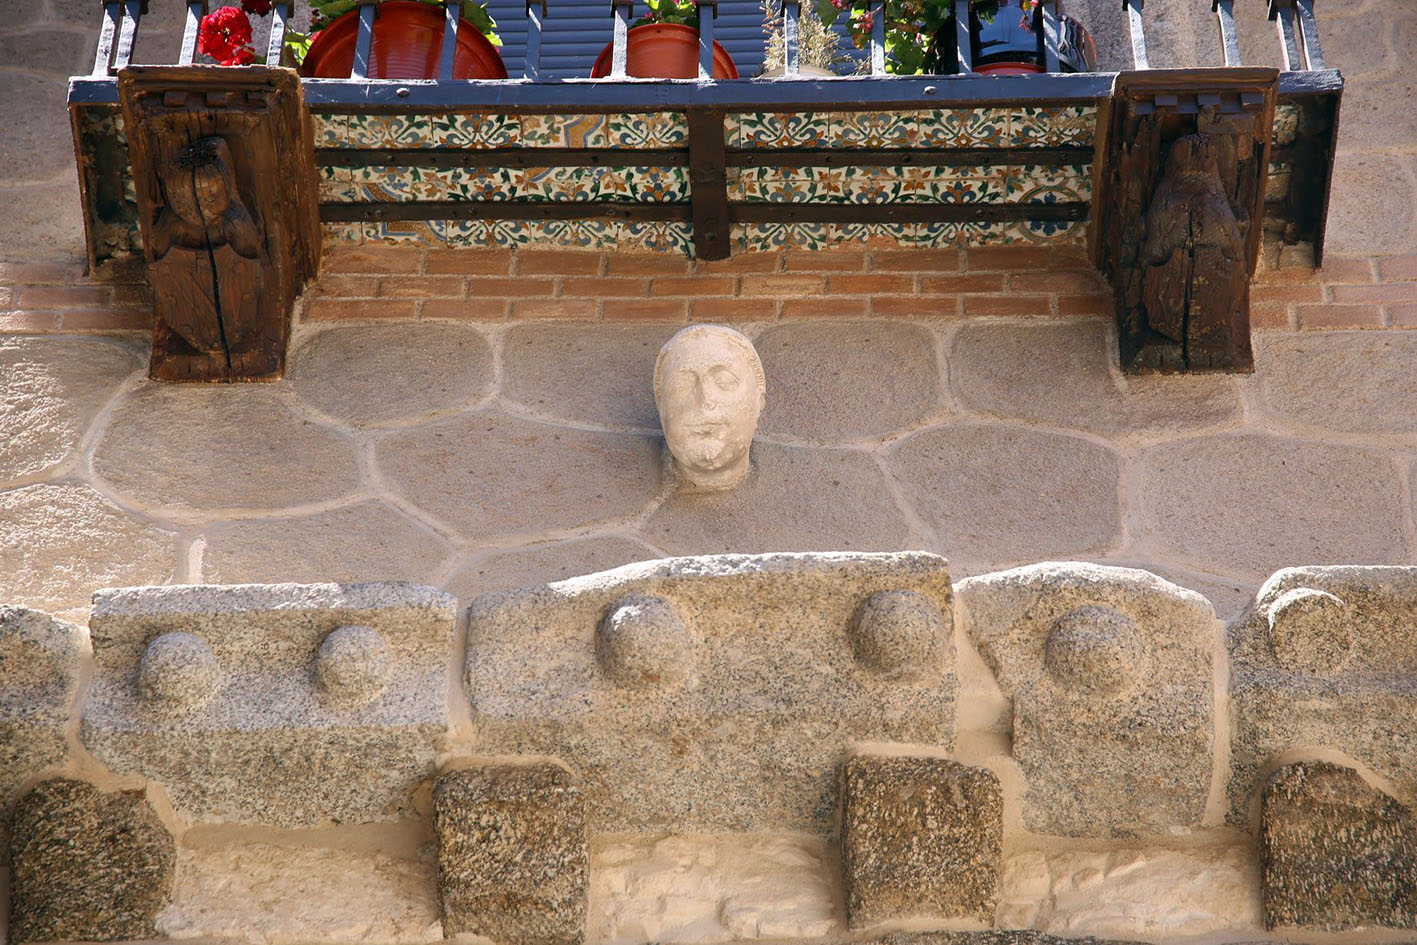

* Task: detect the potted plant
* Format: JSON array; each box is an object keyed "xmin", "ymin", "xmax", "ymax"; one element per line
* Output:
[
  {"xmin": 590, "ymin": 0, "xmax": 738, "ymax": 79},
  {"xmin": 759, "ymin": 0, "xmax": 858, "ymax": 77},
  {"xmin": 817, "ymin": 0, "xmax": 1093, "ymax": 75},
  {"xmin": 197, "ymin": 0, "xmax": 505, "ymax": 78}
]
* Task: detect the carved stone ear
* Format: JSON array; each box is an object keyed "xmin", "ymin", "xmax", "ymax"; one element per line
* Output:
[
  {"xmin": 595, "ymin": 594, "xmax": 698, "ymax": 688},
  {"xmin": 1266, "ymin": 587, "xmax": 1352, "ymax": 675},
  {"xmin": 137, "ymin": 631, "xmax": 220, "ymax": 716}
]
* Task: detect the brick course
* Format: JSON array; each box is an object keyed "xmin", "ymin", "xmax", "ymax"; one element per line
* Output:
[{"xmin": 4, "ymin": 248, "xmax": 1417, "ymax": 334}]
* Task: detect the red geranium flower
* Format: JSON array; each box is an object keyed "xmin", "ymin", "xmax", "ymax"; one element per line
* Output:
[
  {"xmin": 198, "ymin": 6, "xmax": 255, "ymax": 66},
  {"xmin": 241, "ymin": 0, "xmax": 273, "ymax": 14}
]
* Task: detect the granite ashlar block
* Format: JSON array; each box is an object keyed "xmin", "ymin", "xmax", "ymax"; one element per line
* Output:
[
  {"xmin": 9, "ymin": 778, "xmax": 175, "ymax": 944},
  {"xmin": 842, "ymin": 754, "xmax": 1003, "ymax": 929},
  {"xmin": 80, "ymin": 581, "xmax": 456, "ymax": 827},
  {"xmin": 1228, "ymin": 566, "xmax": 1417, "ymax": 824},
  {"xmin": 1260, "ymin": 761, "xmax": 1417, "ymax": 931},
  {"xmin": 959, "ymin": 563, "xmax": 1218, "ymax": 837},
  {"xmin": 0, "ymin": 605, "xmax": 84, "ymax": 801},
  {"xmin": 466, "ymin": 551, "xmax": 955, "ymax": 832},
  {"xmin": 434, "ymin": 763, "xmax": 588, "ymax": 945}
]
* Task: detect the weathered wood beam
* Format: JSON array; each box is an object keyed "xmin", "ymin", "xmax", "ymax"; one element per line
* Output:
[
  {"xmin": 687, "ymin": 107, "xmax": 731, "ymax": 259},
  {"xmin": 120, "ymin": 66, "xmax": 320, "ymax": 382}
]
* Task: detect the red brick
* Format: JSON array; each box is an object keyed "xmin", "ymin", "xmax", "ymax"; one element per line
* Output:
[
  {"xmin": 1389, "ymin": 303, "xmax": 1417, "ymax": 328},
  {"xmin": 15, "ymin": 286, "xmax": 108, "ymax": 309},
  {"xmin": 1049, "ymin": 246, "xmax": 1094, "ymax": 270},
  {"xmin": 1056, "ymin": 294, "xmax": 1112, "ymax": 317},
  {"xmin": 425, "ymin": 249, "xmax": 514, "ymax": 275},
  {"xmin": 0, "ymin": 286, "xmax": 12, "ymax": 309},
  {"xmin": 782, "ymin": 297, "xmax": 869, "ymax": 318},
  {"xmin": 323, "ymin": 245, "xmax": 425, "ymax": 274},
  {"xmin": 90, "ymin": 257, "xmax": 148, "ymax": 284},
  {"xmin": 108, "ymin": 284, "xmax": 153, "ymax": 310},
  {"xmin": 739, "ymin": 274, "xmax": 826, "ymax": 297},
  {"xmin": 608, "ymin": 255, "xmax": 693, "ymax": 276},
  {"xmin": 919, "ymin": 273, "xmax": 1006, "ymax": 295},
  {"xmin": 0, "ymin": 312, "xmax": 61, "ymax": 332},
  {"xmin": 1378, "ymin": 254, "xmax": 1417, "ymax": 283},
  {"xmin": 379, "ymin": 275, "xmax": 467, "ymax": 299},
  {"xmin": 560, "ymin": 277, "xmax": 649, "ymax": 298},
  {"xmin": 781, "ymin": 250, "xmax": 869, "ymax": 273},
  {"xmin": 965, "ymin": 247, "xmax": 1052, "ymax": 271},
  {"xmin": 649, "ymin": 276, "xmax": 736, "ymax": 297},
  {"xmin": 871, "ymin": 249, "xmax": 962, "ymax": 272},
  {"xmin": 601, "ymin": 299, "xmax": 688, "ymax": 322},
  {"xmin": 1251, "ymin": 283, "xmax": 1326, "ymax": 305},
  {"xmin": 963, "ymin": 295, "xmax": 1053, "ymax": 317},
  {"xmin": 306, "ymin": 298, "xmax": 418, "ymax": 320},
  {"xmin": 691, "ymin": 298, "xmax": 777, "ymax": 321},
  {"xmin": 464, "ymin": 277, "xmax": 556, "ymax": 298},
  {"xmin": 1255, "ymin": 256, "xmax": 1373, "ymax": 286},
  {"xmin": 421, "ymin": 298, "xmax": 503, "ymax": 320},
  {"xmin": 873, "ymin": 296, "xmax": 960, "ymax": 318},
  {"xmin": 509, "ymin": 299, "xmax": 595, "ymax": 320},
  {"xmin": 1296, "ymin": 303, "xmax": 1383, "ymax": 329},
  {"xmin": 56, "ymin": 309, "xmax": 149, "ymax": 331},
  {"xmin": 826, "ymin": 274, "xmax": 916, "ymax": 295},
  {"xmin": 695, "ymin": 252, "xmax": 781, "ymax": 274},
  {"xmin": 1008, "ymin": 270, "xmax": 1106, "ymax": 294},
  {"xmin": 1330, "ymin": 283, "xmax": 1417, "ymax": 304},
  {"xmin": 1249, "ymin": 304, "xmax": 1293, "ymax": 330},
  {"xmin": 514, "ymin": 250, "xmax": 603, "ymax": 275},
  {"xmin": 312, "ymin": 274, "xmax": 381, "ymax": 297}
]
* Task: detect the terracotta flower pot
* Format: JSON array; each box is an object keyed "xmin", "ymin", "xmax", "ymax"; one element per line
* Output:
[
  {"xmin": 591, "ymin": 22, "xmax": 738, "ymax": 79},
  {"xmin": 301, "ymin": 0, "xmax": 507, "ymax": 80}
]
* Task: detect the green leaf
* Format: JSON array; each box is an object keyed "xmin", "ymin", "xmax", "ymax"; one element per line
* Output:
[{"xmin": 816, "ymin": 0, "xmax": 841, "ymax": 27}]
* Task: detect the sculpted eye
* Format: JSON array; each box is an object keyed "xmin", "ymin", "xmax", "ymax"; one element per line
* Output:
[{"xmin": 709, "ymin": 366, "xmax": 741, "ymax": 391}]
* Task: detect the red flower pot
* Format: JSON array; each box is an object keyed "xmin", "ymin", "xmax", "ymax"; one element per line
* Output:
[
  {"xmin": 301, "ymin": 0, "xmax": 507, "ymax": 80},
  {"xmin": 591, "ymin": 22, "xmax": 738, "ymax": 79}
]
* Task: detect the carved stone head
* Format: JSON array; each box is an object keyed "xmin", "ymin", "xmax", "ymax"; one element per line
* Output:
[{"xmin": 653, "ymin": 325, "xmax": 765, "ymax": 491}]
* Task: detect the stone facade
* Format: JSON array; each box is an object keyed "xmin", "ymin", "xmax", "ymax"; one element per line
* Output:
[{"xmin": 3, "ymin": 2, "xmax": 1417, "ymax": 944}]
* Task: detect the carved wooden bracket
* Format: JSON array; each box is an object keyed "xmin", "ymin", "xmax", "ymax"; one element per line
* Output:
[
  {"xmin": 119, "ymin": 66, "xmax": 320, "ymax": 382},
  {"xmin": 1092, "ymin": 69, "xmax": 1279, "ymax": 374}
]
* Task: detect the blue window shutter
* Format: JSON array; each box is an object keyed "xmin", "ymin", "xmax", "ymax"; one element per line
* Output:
[{"xmin": 486, "ymin": 0, "xmax": 775, "ymax": 77}]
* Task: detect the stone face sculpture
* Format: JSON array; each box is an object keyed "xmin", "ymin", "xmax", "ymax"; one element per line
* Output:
[
  {"xmin": 653, "ymin": 324, "xmax": 765, "ymax": 491},
  {"xmin": 959, "ymin": 563, "xmax": 1218, "ymax": 837},
  {"xmin": 466, "ymin": 551, "xmax": 955, "ymax": 832},
  {"xmin": 80, "ymin": 581, "xmax": 456, "ymax": 827},
  {"xmin": 1228, "ymin": 566, "xmax": 1417, "ymax": 825}
]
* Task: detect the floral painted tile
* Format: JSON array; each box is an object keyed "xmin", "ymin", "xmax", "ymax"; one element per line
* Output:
[
  {"xmin": 436, "ymin": 220, "xmax": 493, "ymax": 248},
  {"xmin": 311, "ymin": 112, "xmax": 346, "ymax": 147},
  {"xmin": 427, "ymin": 112, "xmax": 520, "ymax": 148},
  {"xmin": 344, "ymin": 113, "xmax": 435, "ymax": 148},
  {"xmin": 364, "ymin": 220, "xmax": 441, "ymax": 245},
  {"xmin": 608, "ymin": 112, "xmax": 689, "ymax": 148},
  {"xmin": 734, "ymin": 112, "xmax": 833, "ymax": 148},
  {"xmin": 519, "ymin": 114, "xmax": 609, "ymax": 148},
  {"xmin": 828, "ymin": 111, "xmax": 915, "ymax": 148},
  {"xmin": 323, "ymin": 223, "xmax": 365, "ymax": 244},
  {"xmin": 1008, "ymin": 105, "xmax": 1096, "ymax": 147},
  {"xmin": 999, "ymin": 165, "xmax": 1092, "ymax": 202},
  {"xmin": 318, "ymin": 171, "xmax": 362, "ymax": 203},
  {"xmin": 916, "ymin": 109, "xmax": 1013, "ymax": 148},
  {"xmin": 621, "ymin": 221, "xmax": 693, "ymax": 254},
  {"xmin": 520, "ymin": 165, "xmax": 686, "ymax": 202}
]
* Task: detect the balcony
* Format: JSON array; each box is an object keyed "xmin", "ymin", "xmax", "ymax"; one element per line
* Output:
[{"xmin": 66, "ymin": 0, "xmax": 1342, "ymax": 378}]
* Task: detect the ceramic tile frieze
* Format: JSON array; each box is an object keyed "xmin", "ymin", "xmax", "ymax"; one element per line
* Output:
[
  {"xmin": 1228, "ymin": 566, "xmax": 1417, "ymax": 825},
  {"xmin": 323, "ymin": 111, "xmax": 687, "ymax": 150},
  {"xmin": 733, "ymin": 220, "xmax": 1085, "ymax": 253},
  {"xmin": 466, "ymin": 552, "xmax": 955, "ymax": 832},
  {"xmin": 432, "ymin": 219, "xmax": 692, "ymax": 253},
  {"xmin": 730, "ymin": 106, "xmax": 1095, "ymax": 149},
  {"xmin": 81, "ymin": 582, "xmax": 457, "ymax": 827},
  {"xmin": 959, "ymin": 563, "xmax": 1218, "ymax": 837},
  {"xmin": 321, "ymin": 164, "xmax": 686, "ymax": 203},
  {"xmin": 729, "ymin": 164, "xmax": 1090, "ymax": 205}
]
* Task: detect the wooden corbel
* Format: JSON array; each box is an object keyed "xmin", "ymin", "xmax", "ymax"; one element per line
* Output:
[
  {"xmin": 1091, "ymin": 69, "xmax": 1279, "ymax": 374},
  {"xmin": 119, "ymin": 66, "xmax": 319, "ymax": 382}
]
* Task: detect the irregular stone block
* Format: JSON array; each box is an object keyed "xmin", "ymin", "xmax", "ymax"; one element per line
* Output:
[
  {"xmin": 81, "ymin": 582, "xmax": 455, "ymax": 826},
  {"xmin": 0, "ymin": 606, "xmax": 83, "ymax": 800},
  {"xmin": 959, "ymin": 563, "xmax": 1217, "ymax": 837},
  {"xmin": 1255, "ymin": 332, "xmax": 1417, "ymax": 436},
  {"xmin": 9, "ymin": 778, "xmax": 175, "ymax": 944},
  {"xmin": 1260, "ymin": 761, "xmax": 1417, "ymax": 931},
  {"xmin": 467, "ymin": 552, "xmax": 955, "ymax": 832},
  {"xmin": 872, "ymin": 932, "xmax": 1150, "ymax": 945},
  {"xmin": 1228, "ymin": 566, "xmax": 1417, "ymax": 823},
  {"xmin": 842, "ymin": 754, "xmax": 1002, "ymax": 929},
  {"xmin": 434, "ymin": 764, "xmax": 588, "ymax": 945}
]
